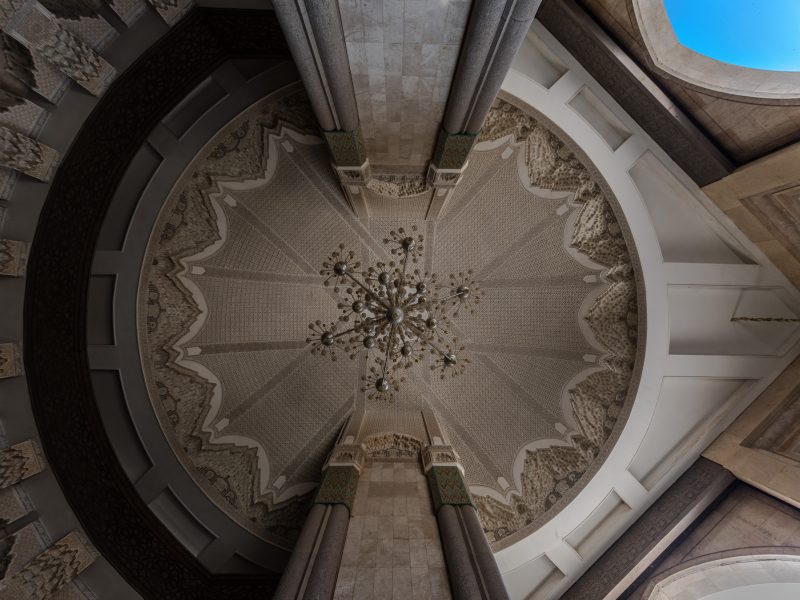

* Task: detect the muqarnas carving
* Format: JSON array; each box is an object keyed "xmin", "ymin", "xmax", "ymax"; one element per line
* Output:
[
  {"xmin": 0, "ymin": 440, "xmax": 45, "ymax": 488},
  {"xmin": 6, "ymin": 1, "xmax": 116, "ymax": 95},
  {"xmin": 0, "ymin": 32, "xmax": 67, "ymax": 103},
  {"xmin": 472, "ymin": 99, "xmax": 639, "ymax": 545},
  {"xmin": 0, "ymin": 126, "xmax": 59, "ymax": 181},
  {"xmin": 0, "ymin": 342, "xmax": 23, "ymax": 379},
  {"xmin": 0, "ymin": 530, "xmax": 97, "ymax": 600},
  {"xmin": 0, "ymin": 238, "xmax": 26, "ymax": 276}
]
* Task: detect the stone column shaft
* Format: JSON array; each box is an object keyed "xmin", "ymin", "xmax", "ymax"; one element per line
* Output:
[
  {"xmin": 272, "ymin": 0, "xmax": 369, "ymax": 219},
  {"xmin": 444, "ymin": 0, "xmax": 541, "ymax": 134},
  {"xmin": 425, "ymin": 446, "xmax": 510, "ymax": 600},
  {"xmin": 274, "ymin": 444, "xmax": 364, "ymax": 600},
  {"xmin": 428, "ymin": 0, "xmax": 540, "ymax": 204},
  {"xmin": 303, "ymin": 503, "xmax": 349, "ymax": 599}
]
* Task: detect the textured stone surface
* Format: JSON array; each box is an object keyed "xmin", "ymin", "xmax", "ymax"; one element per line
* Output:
[
  {"xmin": 6, "ymin": 1, "xmax": 116, "ymax": 95},
  {"xmin": 339, "ymin": 0, "xmax": 470, "ymax": 171},
  {"xmin": 0, "ymin": 126, "xmax": 59, "ymax": 181},
  {"xmin": 0, "ymin": 238, "xmax": 26, "ymax": 276},
  {"xmin": 0, "ymin": 440, "xmax": 44, "ymax": 488},
  {"xmin": 334, "ymin": 460, "xmax": 452, "ymax": 600},
  {"xmin": 0, "ymin": 529, "xmax": 97, "ymax": 600}
]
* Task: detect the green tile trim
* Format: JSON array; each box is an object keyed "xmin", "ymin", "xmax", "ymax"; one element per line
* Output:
[
  {"xmin": 432, "ymin": 128, "xmax": 478, "ymax": 170},
  {"xmin": 322, "ymin": 127, "xmax": 367, "ymax": 167},
  {"xmin": 427, "ymin": 465, "xmax": 474, "ymax": 512},
  {"xmin": 314, "ymin": 465, "xmax": 360, "ymax": 511}
]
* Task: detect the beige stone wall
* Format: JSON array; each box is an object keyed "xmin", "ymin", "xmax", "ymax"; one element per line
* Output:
[
  {"xmin": 703, "ymin": 356, "xmax": 800, "ymax": 507},
  {"xmin": 629, "ymin": 484, "xmax": 800, "ymax": 599},
  {"xmin": 703, "ymin": 142, "xmax": 800, "ymax": 288},
  {"xmin": 334, "ymin": 460, "xmax": 451, "ymax": 600}
]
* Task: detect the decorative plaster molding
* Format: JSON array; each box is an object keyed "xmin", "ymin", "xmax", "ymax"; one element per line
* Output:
[
  {"xmin": 0, "ymin": 440, "xmax": 45, "ymax": 489},
  {"xmin": 0, "ymin": 126, "xmax": 59, "ymax": 181},
  {"xmin": 314, "ymin": 465, "xmax": 359, "ymax": 511},
  {"xmin": 5, "ymin": 1, "xmax": 116, "ymax": 96},
  {"xmin": 325, "ymin": 444, "xmax": 366, "ymax": 472},
  {"xmin": 0, "ymin": 343, "xmax": 22, "ymax": 379},
  {"xmin": 0, "ymin": 238, "xmax": 26, "ymax": 276},
  {"xmin": 421, "ymin": 445, "xmax": 463, "ymax": 475},
  {"xmin": 362, "ymin": 433, "xmax": 424, "ymax": 460},
  {"xmin": 0, "ymin": 529, "xmax": 98, "ymax": 600}
]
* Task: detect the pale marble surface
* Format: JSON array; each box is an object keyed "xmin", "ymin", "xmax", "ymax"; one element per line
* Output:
[{"xmin": 339, "ymin": 0, "xmax": 471, "ymax": 172}]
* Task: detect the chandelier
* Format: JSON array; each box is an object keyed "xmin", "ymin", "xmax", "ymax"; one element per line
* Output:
[{"xmin": 307, "ymin": 227, "xmax": 481, "ymax": 400}]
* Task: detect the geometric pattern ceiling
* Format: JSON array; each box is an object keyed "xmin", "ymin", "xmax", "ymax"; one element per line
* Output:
[{"xmin": 138, "ymin": 86, "xmax": 641, "ymax": 550}]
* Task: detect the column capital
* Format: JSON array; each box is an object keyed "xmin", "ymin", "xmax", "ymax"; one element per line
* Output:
[
  {"xmin": 314, "ymin": 465, "xmax": 360, "ymax": 511},
  {"xmin": 421, "ymin": 444, "xmax": 463, "ymax": 474},
  {"xmin": 324, "ymin": 443, "xmax": 366, "ymax": 472},
  {"xmin": 426, "ymin": 465, "xmax": 474, "ymax": 513},
  {"xmin": 323, "ymin": 127, "xmax": 368, "ymax": 169}
]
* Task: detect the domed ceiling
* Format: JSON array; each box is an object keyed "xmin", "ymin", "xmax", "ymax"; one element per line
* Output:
[{"xmin": 138, "ymin": 85, "xmax": 641, "ymax": 551}]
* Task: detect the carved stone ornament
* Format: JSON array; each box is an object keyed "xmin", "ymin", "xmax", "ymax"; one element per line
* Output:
[
  {"xmin": 0, "ymin": 238, "xmax": 27, "ymax": 276},
  {"xmin": 147, "ymin": 0, "xmax": 194, "ymax": 26},
  {"xmin": 0, "ymin": 440, "xmax": 46, "ymax": 488},
  {"xmin": 0, "ymin": 342, "xmax": 23, "ymax": 379},
  {"xmin": 6, "ymin": 1, "xmax": 116, "ymax": 96},
  {"xmin": 323, "ymin": 127, "xmax": 367, "ymax": 167},
  {"xmin": 426, "ymin": 162, "xmax": 467, "ymax": 189},
  {"xmin": 421, "ymin": 444, "xmax": 463, "ymax": 474},
  {"xmin": 333, "ymin": 160, "xmax": 370, "ymax": 186},
  {"xmin": 325, "ymin": 443, "xmax": 366, "ymax": 472},
  {"xmin": 0, "ymin": 125, "xmax": 59, "ymax": 181},
  {"xmin": 0, "ymin": 529, "xmax": 98, "ymax": 600},
  {"xmin": 313, "ymin": 465, "xmax": 359, "ymax": 511},
  {"xmin": 427, "ymin": 465, "xmax": 473, "ymax": 512}
]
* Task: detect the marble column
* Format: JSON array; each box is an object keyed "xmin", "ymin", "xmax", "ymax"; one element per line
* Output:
[
  {"xmin": 0, "ymin": 440, "xmax": 45, "ymax": 488},
  {"xmin": 271, "ymin": 0, "xmax": 369, "ymax": 219},
  {"xmin": 427, "ymin": 0, "xmax": 541, "ymax": 217},
  {"xmin": 273, "ymin": 443, "xmax": 365, "ymax": 600},
  {"xmin": 424, "ymin": 446, "xmax": 510, "ymax": 600}
]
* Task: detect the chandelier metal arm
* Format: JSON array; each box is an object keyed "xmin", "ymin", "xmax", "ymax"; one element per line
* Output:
[
  {"xmin": 345, "ymin": 271, "xmax": 390, "ymax": 310},
  {"xmin": 382, "ymin": 323, "xmax": 396, "ymax": 375},
  {"xmin": 404, "ymin": 321, "xmax": 450, "ymax": 359}
]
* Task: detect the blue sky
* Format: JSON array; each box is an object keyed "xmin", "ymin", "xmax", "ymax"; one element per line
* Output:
[{"xmin": 664, "ymin": 0, "xmax": 800, "ymax": 71}]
